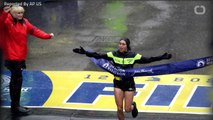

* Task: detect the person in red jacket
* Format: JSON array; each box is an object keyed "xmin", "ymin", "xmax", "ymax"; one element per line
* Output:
[{"xmin": 0, "ymin": 5, "xmax": 54, "ymax": 115}]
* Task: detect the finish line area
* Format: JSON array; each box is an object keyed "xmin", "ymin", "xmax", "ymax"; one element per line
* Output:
[
  {"xmin": 1, "ymin": 0, "xmax": 213, "ymax": 119},
  {"xmin": 1, "ymin": 71, "xmax": 212, "ymax": 120}
]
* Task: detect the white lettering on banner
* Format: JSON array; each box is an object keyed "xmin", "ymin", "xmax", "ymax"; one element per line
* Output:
[
  {"xmin": 2, "ymin": 87, "xmax": 32, "ymax": 93},
  {"xmin": 206, "ymin": 57, "xmax": 213, "ymax": 65},
  {"xmin": 134, "ymin": 69, "xmax": 154, "ymax": 74},
  {"xmin": 102, "ymin": 63, "xmax": 126, "ymax": 76}
]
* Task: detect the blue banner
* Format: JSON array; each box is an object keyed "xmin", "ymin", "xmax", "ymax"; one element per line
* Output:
[{"xmin": 91, "ymin": 56, "xmax": 213, "ymax": 77}]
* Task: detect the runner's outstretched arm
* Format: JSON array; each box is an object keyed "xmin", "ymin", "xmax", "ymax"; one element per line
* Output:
[
  {"xmin": 136, "ymin": 53, "xmax": 172, "ymax": 64},
  {"xmin": 73, "ymin": 46, "xmax": 111, "ymax": 60}
]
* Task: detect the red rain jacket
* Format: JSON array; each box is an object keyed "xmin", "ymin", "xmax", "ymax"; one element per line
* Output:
[{"xmin": 0, "ymin": 10, "xmax": 52, "ymax": 61}]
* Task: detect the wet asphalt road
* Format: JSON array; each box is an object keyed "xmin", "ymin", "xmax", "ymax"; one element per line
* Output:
[{"xmin": 1, "ymin": 0, "xmax": 213, "ymax": 120}]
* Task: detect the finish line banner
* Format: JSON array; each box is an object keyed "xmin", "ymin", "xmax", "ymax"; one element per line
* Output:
[
  {"xmin": 1, "ymin": 71, "xmax": 212, "ymax": 114},
  {"xmin": 91, "ymin": 56, "xmax": 213, "ymax": 77}
]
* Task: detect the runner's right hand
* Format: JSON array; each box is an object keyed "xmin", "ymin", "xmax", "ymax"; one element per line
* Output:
[
  {"xmin": 161, "ymin": 53, "xmax": 172, "ymax": 59},
  {"xmin": 73, "ymin": 46, "xmax": 86, "ymax": 54}
]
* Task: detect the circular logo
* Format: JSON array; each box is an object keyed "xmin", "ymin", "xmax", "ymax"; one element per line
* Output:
[
  {"xmin": 1, "ymin": 71, "xmax": 53, "ymax": 106},
  {"xmin": 196, "ymin": 60, "xmax": 205, "ymax": 67}
]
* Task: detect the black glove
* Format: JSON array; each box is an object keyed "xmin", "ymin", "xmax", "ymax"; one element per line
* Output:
[
  {"xmin": 73, "ymin": 46, "xmax": 86, "ymax": 54},
  {"xmin": 161, "ymin": 53, "xmax": 172, "ymax": 59}
]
